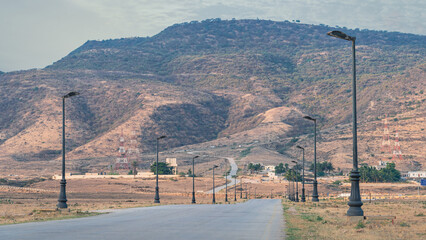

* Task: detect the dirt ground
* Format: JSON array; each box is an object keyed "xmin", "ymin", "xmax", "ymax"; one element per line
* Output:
[
  {"xmin": 0, "ymin": 176, "xmax": 235, "ymax": 225},
  {"xmin": 1, "ymin": 176, "xmax": 424, "ymax": 225},
  {"xmin": 284, "ymin": 198, "xmax": 426, "ymax": 240}
]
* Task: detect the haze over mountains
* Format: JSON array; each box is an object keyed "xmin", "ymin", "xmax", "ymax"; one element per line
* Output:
[{"xmin": 0, "ymin": 19, "xmax": 424, "ymax": 175}]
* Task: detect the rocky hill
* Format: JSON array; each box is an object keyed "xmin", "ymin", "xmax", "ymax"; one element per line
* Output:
[{"xmin": 0, "ymin": 19, "xmax": 424, "ymax": 175}]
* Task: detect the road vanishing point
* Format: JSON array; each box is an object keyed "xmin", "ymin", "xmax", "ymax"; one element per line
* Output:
[{"xmin": 0, "ymin": 199, "xmax": 284, "ymax": 240}]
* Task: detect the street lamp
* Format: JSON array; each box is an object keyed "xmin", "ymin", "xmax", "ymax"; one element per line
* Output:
[
  {"xmin": 327, "ymin": 30, "xmax": 363, "ymax": 216},
  {"xmin": 234, "ymin": 175, "xmax": 237, "ymax": 201},
  {"xmin": 225, "ymin": 172, "xmax": 228, "ymax": 202},
  {"xmin": 296, "ymin": 146, "xmax": 306, "ymax": 202},
  {"xmin": 240, "ymin": 177, "xmax": 243, "ymax": 199},
  {"xmin": 212, "ymin": 165, "xmax": 218, "ymax": 204},
  {"xmin": 303, "ymin": 115, "xmax": 319, "ymax": 202},
  {"xmin": 154, "ymin": 135, "xmax": 166, "ymax": 203},
  {"xmin": 287, "ymin": 178, "xmax": 291, "ymax": 200},
  {"xmin": 292, "ymin": 170, "xmax": 297, "ymax": 201},
  {"xmin": 192, "ymin": 155, "xmax": 199, "ymax": 204},
  {"xmin": 57, "ymin": 91, "xmax": 80, "ymax": 209},
  {"xmin": 248, "ymin": 187, "xmax": 250, "ymax": 199},
  {"xmin": 289, "ymin": 170, "xmax": 293, "ymax": 201}
]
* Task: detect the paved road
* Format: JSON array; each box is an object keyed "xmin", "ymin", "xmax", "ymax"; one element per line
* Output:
[
  {"xmin": 207, "ymin": 157, "xmax": 239, "ymax": 194},
  {"xmin": 0, "ymin": 199, "xmax": 285, "ymax": 240}
]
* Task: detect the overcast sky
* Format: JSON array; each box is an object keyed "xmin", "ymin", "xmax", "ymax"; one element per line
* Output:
[{"xmin": 1, "ymin": 0, "xmax": 425, "ymax": 72}]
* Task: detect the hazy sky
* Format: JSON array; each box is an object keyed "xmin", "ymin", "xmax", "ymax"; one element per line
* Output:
[{"xmin": 1, "ymin": 0, "xmax": 425, "ymax": 72}]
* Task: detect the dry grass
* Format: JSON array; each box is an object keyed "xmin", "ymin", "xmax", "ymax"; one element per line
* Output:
[
  {"xmin": 283, "ymin": 198, "xmax": 426, "ymax": 240},
  {"xmin": 0, "ymin": 177, "xmax": 244, "ymax": 225}
]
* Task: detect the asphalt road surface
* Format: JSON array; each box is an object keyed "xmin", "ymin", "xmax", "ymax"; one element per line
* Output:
[
  {"xmin": 0, "ymin": 199, "xmax": 285, "ymax": 240},
  {"xmin": 207, "ymin": 157, "xmax": 239, "ymax": 194}
]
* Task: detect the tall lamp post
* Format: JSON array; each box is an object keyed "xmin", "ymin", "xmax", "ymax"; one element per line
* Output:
[
  {"xmin": 240, "ymin": 177, "xmax": 243, "ymax": 199},
  {"xmin": 327, "ymin": 30, "xmax": 363, "ymax": 216},
  {"xmin": 292, "ymin": 170, "xmax": 295, "ymax": 201},
  {"xmin": 303, "ymin": 115, "xmax": 319, "ymax": 202},
  {"xmin": 234, "ymin": 175, "xmax": 237, "ymax": 201},
  {"xmin": 191, "ymin": 155, "xmax": 199, "ymax": 204},
  {"xmin": 212, "ymin": 165, "xmax": 218, "ymax": 204},
  {"xmin": 289, "ymin": 175, "xmax": 293, "ymax": 201},
  {"xmin": 292, "ymin": 161, "xmax": 299, "ymax": 202},
  {"xmin": 296, "ymin": 146, "xmax": 306, "ymax": 202},
  {"xmin": 287, "ymin": 178, "xmax": 291, "ymax": 200},
  {"xmin": 57, "ymin": 91, "xmax": 80, "ymax": 209},
  {"xmin": 154, "ymin": 135, "xmax": 167, "ymax": 203},
  {"xmin": 248, "ymin": 187, "xmax": 250, "ymax": 199},
  {"xmin": 292, "ymin": 170, "xmax": 297, "ymax": 201},
  {"xmin": 225, "ymin": 172, "xmax": 228, "ymax": 202}
]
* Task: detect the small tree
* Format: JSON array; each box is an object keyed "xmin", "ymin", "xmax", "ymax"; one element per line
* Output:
[
  {"xmin": 379, "ymin": 162, "xmax": 400, "ymax": 182},
  {"xmin": 310, "ymin": 161, "xmax": 334, "ymax": 176},
  {"xmin": 150, "ymin": 162, "xmax": 173, "ymax": 175},
  {"xmin": 248, "ymin": 163, "xmax": 263, "ymax": 173},
  {"xmin": 187, "ymin": 168, "xmax": 196, "ymax": 177},
  {"xmin": 131, "ymin": 161, "xmax": 138, "ymax": 178},
  {"xmin": 284, "ymin": 168, "xmax": 302, "ymax": 182},
  {"xmin": 275, "ymin": 163, "xmax": 286, "ymax": 174}
]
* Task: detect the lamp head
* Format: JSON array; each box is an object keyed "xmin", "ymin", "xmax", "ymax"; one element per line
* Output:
[
  {"xmin": 327, "ymin": 31, "xmax": 356, "ymax": 41},
  {"xmin": 157, "ymin": 135, "xmax": 167, "ymax": 140},
  {"xmin": 303, "ymin": 116, "xmax": 316, "ymax": 121},
  {"xmin": 296, "ymin": 145, "xmax": 304, "ymax": 150},
  {"xmin": 63, "ymin": 92, "xmax": 80, "ymax": 98},
  {"xmin": 193, "ymin": 155, "xmax": 199, "ymax": 159}
]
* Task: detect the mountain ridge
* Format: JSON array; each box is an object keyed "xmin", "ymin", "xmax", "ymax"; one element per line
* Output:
[{"xmin": 0, "ymin": 19, "xmax": 424, "ymax": 175}]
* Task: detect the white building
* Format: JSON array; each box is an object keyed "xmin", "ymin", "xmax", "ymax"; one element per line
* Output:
[
  {"xmin": 166, "ymin": 158, "xmax": 178, "ymax": 174},
  {"xmin": 264, "ymin": 165, "xmax": 275, "ymax": 172},
  {"xmin": 374, "ymin": 161, "xmax": 389, "ymax": 170},
  {"xmin": 406, "ymin": 171, "xmax": 426, "ymax": 179}
]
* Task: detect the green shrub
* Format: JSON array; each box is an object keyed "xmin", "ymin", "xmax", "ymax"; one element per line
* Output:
[
  {"xmin": 355, "ymin": 221, "xmax": 365, "ymax": 229},
  {"xmin": 399, "ymin": 222, "xmax": 410, "ymax": 227}
]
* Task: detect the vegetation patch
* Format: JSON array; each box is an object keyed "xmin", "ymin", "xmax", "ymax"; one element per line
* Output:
[
  {"xmin": 0, "ymin": 177, "xmax": 47, "ymax": 187},
  {"xmin": 283, "ymin": 199, "xmax": 425, "ymax": 239},
  {"xmin": 239, "ymin": 147, "xmax": 253, "ymax": 158}
]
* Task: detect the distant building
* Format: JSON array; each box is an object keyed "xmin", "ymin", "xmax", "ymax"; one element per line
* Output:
[
  {"xmin": 166, "ymin": 158, "xmax": 178, "ymax": 174},
  {"xmin": 264, "ymin": 165, "xmax": 275, "ymax": 172},
  {"xmin": 403, "ymin": 171, "xmax": 426, "ymax": 179},
  {"xmin": 268, "ymin": 171, "xmax": 277, "ymax": 180},
  {"xmin": 374, "ymin": 161, "xmax": 389, "ymax": 170}
]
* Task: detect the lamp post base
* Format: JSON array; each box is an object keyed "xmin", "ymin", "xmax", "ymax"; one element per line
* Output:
[
  {"xmin": 212, "ymin": 194, "xmax": 216, "ymax": 204},
  {"xmin": 312, "ymin": 181, "xmax": 319, "ymax": 202},
  {"xmin": 347, "ymin": 170, "xmax": 364, "ymax": 216},
  {"xmin": 154, "ymin": 187, "xmax": 160, "ymax": 203},
  {"xmin": 296, "ymin": 191, "xmax": 299, "ymax": 202},
  {"xmin": 225, "ymin": 193, "xmax": 228, "ymax": 202},
  {"xmin": 192, "ymin": 192, "xmax": 196, "ymax": 204},
  {"xmin": 301, "ymin": 188, "xmax": 306, "ymax": 202},
  {"xmin": 57, "ymin": 179, "xmax": 68, "ymax": 209}
]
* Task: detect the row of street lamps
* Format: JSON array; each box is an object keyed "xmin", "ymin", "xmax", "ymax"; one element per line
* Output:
[
  {"xmin": 286, "ymin": 30, "xmax": 363, "ymax": 216},
  {"xmin": 56, "ymin": 30, "xmax": 363, "ymax": 216},
  {"xmin": 287, "ymin": 116, "xmax": 314, "ymax": 203}
]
